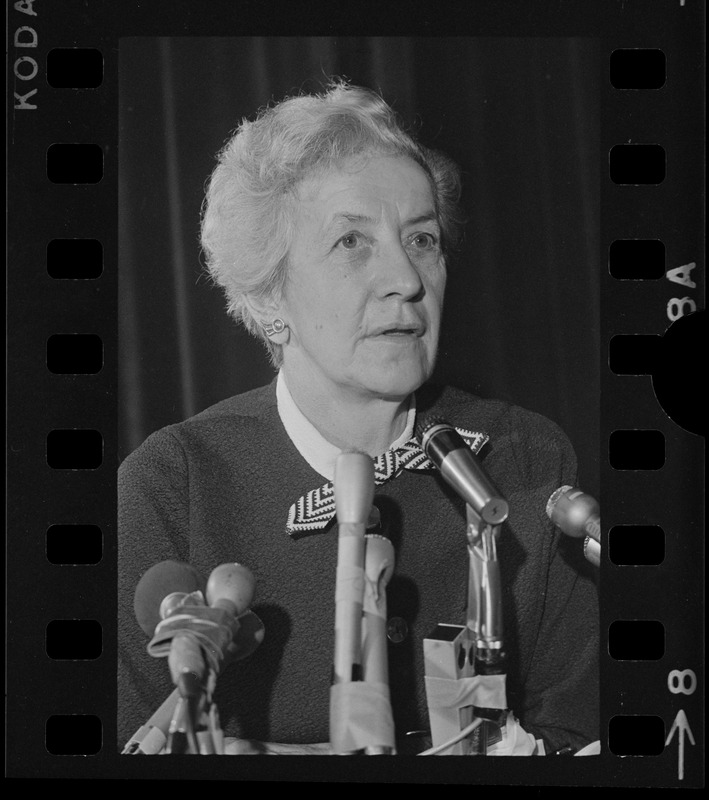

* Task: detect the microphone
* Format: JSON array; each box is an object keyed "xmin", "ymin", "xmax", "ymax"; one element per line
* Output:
[
  {"xmin": 132, "ymin": 560, "xmax": 210, "ymax": 708},
  {"xmin": 133, "ymin": 560, "xmax": 207, "ymax": 638},
  {"xmin": 170, "ymin": 563, "xmax": 258, "ymax": 715},
  {"xmin": 206, "ymin": 562, "xmax": 257, "ymax": 621},
  {"xmin": 123, "ymin": 610, "xmax": 265, "ymax": 755},
  {"xmin": 126, "ymin": 560, "xmax": 208, "ymax": 754},
  {"xmin": 416, "ymin": 416, "xmax": 509, "ymax": 525},
  {"xmin": 168, "ymin": 562, "xmax": 257, "ymax": 755},
  {"xmin": 546, "ymin": 486, "xmax": 601, "ymax": 567},
  {"xmin": 124, "ymin": 560, "xmax": 263, "ymax": 754}
]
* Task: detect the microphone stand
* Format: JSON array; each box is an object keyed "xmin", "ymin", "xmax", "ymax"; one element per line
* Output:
[
  {"xmin": 464, "ymin": 503, "xmax": 506, "ymax": 755},
  {"xmin": 164, "ymin": 654, "xmax": 226, "ymax": 755},
  {"xmin": 165, "ymin": 669, "xmax": 207, "ymax": 754},
  {"xmin": 178, "ymin": 671, "xmax": 226, "ymax": 755},
  {"xmin": 423, "ymin": 503, "xmax": 507, "ymax": 755}
]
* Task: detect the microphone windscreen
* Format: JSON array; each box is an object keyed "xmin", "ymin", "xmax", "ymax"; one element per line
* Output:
[{"xmin": 133, "ymin": 560, "xmax": 206, "ymax": 637}]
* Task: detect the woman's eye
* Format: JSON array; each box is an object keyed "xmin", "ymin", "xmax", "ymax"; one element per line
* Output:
[
  {"xmin": 410, "ymin": 233, "xmax": 437, "ymax": 249},
  {"xmin": 338, "ymin": 233, "xmax": 361, "ymax": 250}
]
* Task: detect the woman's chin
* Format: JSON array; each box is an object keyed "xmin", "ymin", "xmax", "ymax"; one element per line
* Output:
[{"xmin": 357, "ymin": 362, "xmax": 434, "ymax": 400}]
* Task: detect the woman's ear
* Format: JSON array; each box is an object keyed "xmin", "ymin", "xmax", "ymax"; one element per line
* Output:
[{"xmin": 243, "ymin": 293, "xmax": 290, "ymax": 345}]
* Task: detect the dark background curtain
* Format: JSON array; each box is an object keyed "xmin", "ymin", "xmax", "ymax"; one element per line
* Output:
[{"xmin": 119, "ymin": 36, "xmax": 600, "ymax": 499}]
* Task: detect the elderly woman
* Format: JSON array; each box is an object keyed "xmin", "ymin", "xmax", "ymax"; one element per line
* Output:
[{"xmin": 118, "ymin": 81, "xmax": 599, "ymax": 756}]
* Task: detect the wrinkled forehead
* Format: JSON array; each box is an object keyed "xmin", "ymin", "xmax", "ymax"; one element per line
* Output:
[{"xmin": 295, "ymin": 154, "xmax": 438, "ymax": 222}]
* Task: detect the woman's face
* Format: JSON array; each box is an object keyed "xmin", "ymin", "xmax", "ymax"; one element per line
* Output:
[{"xmin": 277, "ymin": 154, "xmax": 447, "ymax": 404}]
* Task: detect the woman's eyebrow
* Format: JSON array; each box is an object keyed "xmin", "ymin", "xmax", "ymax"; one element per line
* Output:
[
  {"xmin": 317, "ymin": 213, "xmax": 377, "ymax": 243},
  {"xmin": 403, "ymin": 213, "xmax": 440, "ymax": 228},
  {"xmin": 325, "ymin": 212, "xmax": 377, "ymax": 229},
  {"xmin": 324, "ymin": 211, "xmax": 439, "ymax": 232}
]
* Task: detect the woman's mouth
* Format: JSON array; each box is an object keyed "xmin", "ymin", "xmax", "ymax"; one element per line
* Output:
[{"xmin": 373, "ymin": 323, "xmax": 425, "ymax": 338}]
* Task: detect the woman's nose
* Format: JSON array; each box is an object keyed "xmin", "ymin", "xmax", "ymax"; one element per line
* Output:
[{"xmin": 376, "ymin": 241, "xmax": 424, "ymax": 300}]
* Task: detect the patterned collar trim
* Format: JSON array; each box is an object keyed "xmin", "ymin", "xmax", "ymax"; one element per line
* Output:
[{"xmin": 286, "ymin": 427, "xmax": 489, "ymax": 537}]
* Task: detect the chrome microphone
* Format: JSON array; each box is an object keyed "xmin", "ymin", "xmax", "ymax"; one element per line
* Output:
[
  {"xmin": 416, "ymin": 416, "xmax": 508, "ymax": 525},
  {"xmin": 546, "ymin": 485, "xmax": 601, "ymax": 567}
]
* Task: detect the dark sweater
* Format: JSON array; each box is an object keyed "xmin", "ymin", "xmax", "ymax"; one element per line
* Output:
[{"xmin": 118, "ymin": 379, "xmax": 599, "ymax": 754}]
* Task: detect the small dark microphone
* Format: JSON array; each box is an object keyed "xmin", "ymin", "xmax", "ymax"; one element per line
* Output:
[
  {"xmin": 134, "ymin": 560, "xmax": 207, "ymax": 637},
  {"xmin": 416, "ymin": 416, "xmax": 508, "ymax": 524}
]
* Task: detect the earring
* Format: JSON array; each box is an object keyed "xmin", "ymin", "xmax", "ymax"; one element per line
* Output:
[{"xmin": 263, "ymin": 318, "xmax": 287, "ymax": 337}]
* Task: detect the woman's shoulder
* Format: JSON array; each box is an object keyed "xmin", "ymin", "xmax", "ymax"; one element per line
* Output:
[
  {"xmin": 419, "ymin": 383, "xmax": 569, "ymax": 444},
  {"xmin": 120, "ymin": 379, "xmax": 278, "ymax": 469},
  {"xmin": 185, "ymin": 379, "xmax": 277, "ymax": 425},
  {"xmin": 421, "ymin": 382, "xmax": 578, "ymax": 487}
]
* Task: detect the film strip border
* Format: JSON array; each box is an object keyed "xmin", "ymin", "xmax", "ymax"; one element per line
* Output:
[
  {"xmin": 7, "ymin": 0, "xmax": 119, "ymax": 775},
  {"xmin": 5, "ymin": 0, "xmax": 705, "ymax": 787},
  {"xmin": 601, "ymin": 12, "xmax": 704, "ymax": 786}
]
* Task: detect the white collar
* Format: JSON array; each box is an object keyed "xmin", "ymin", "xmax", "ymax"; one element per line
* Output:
[{"xmin": 276, "ymin": 369, "xmax": 416, "ymax": 481}]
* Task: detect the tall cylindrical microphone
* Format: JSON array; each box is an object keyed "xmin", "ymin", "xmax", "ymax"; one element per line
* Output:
[
  {"xmin": 416, "ymin": 416, "xmax": 509, "ymax": 525},
  {"xmin": 546, "ymin": 485, "xmax": 601, "ymax": 567}
]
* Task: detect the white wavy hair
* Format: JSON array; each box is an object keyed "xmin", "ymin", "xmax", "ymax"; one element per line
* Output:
[{"xmin": 200, "ymin": 80, "xmax": 464, "ymax": 367}]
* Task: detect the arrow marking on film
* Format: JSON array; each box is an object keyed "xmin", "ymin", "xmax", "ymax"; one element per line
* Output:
[{"xmin": 665, "ymin": 709, "xmax": 695, "ymax": 781}]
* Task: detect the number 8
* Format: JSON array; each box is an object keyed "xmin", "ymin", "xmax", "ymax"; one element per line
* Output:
[{"xmin": 667, "ymin": 669, "xmax": 697, "ymax": 695}]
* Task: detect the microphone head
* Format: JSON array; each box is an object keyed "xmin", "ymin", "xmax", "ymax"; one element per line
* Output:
[
  {"xmin": 133, "ymin": 560, "xmax": 206, "ymax": 637},
  {"xmin": 334, "ymin": 451, "xmax": 375, "ymax": 524},
  {"xmin": 416, "ymin": 414, "xmax": 509, "ymax": 525},
  {"xmin": 415, "ymin": 414, "xmax": 447, "ymax": 450},
  {"xmin": 547, "ymin": 486, "xmax": 600, "ymax": 539},
  {"xmin": 206, "ymin": 562, "xmax": 256, "ymax": 617}
]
